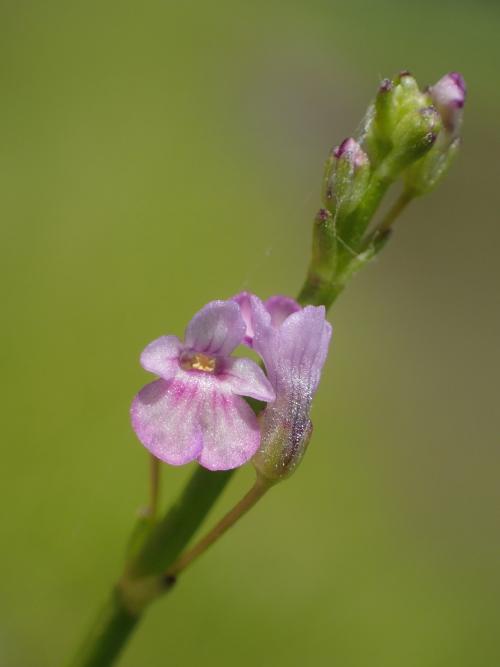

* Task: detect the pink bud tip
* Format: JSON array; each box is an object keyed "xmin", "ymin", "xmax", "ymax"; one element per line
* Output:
[
  {"xmin": 379, "ymin": 78, "xmax": 393, "ymax": 93},
  {"xmin": 333, "ymin": 138, "xmax": 369, "ymax": 168},
  {"xmin": 316, "ymin": 208, "xmax": 331, "ymax": 222},
  {"xmin": 429, "ymin": 72, "xmax": 466, "ymax": 132}
]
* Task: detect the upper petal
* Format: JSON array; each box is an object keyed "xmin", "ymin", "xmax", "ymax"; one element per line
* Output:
[
  {"xmin": 140, "ymin": 335, "xmax": 182, "ymax": 380},
  {"xmin": 231, "ymin": 292, "xmax": 255, "ymax": 346},
  {"xmin": 277, "ymin": 306, "xmax": 332, "ymax": 394},
  {"xmin": 219, "ymin": 357, "xmax": 275, "ymax": 402},
  {"xmin": 254, "ymin": 304, "xmax": 332, "ymax": 396},
  {"xmin": 184, "ymin": 300, "xmax": 246, "ymax": 356},
  {"xmin": 131, "ymin": 378, "xmax": 203, "ymax": 465},
  {"xmin": 197, "ymin": 389, "xmax": 261, "ymax": 470},
  {"xmin": 264, "ymin": 295, "xmax": 301, "ymax": 328},
  {"xmin": 233, "ymin": 293, "xmax": 301, "ymax": 346},
  {"xmin": 249, "ymin": 294, "xmax": 273, "ymax": 344}
]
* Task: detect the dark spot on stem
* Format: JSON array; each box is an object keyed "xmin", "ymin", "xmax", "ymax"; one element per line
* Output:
[{"xmin": 163, "ymin": 575, "xmax": 177, "ymax": 591}]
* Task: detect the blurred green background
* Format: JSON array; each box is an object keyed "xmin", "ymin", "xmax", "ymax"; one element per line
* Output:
[{"xmin": 1, "ymin": 1, "xmax": 499, "ymax": 665}]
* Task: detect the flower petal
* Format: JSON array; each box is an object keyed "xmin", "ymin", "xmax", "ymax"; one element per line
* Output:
[
  {"xmin": 131, "ymin": 378, "xmax": 203, "ymax": 465},
  {"xmin": 248, "ymin": 294, "xmax": 273, "ymax": 343},
  {"xmin": 254, "ymin": 304, "xmax": 332, "ymax": 395},
  {"xmin": 197, "ymin": 390, "xmax": 260, "ymax": 470},
  {"xmin": 275, "ymin": 306, "xmax": 332, "ymax": 393},
  {"xmin": 219, "ymin": 357, "xmax": 275, "ymax": 402},
  {"xmin": 233, "ymin": 293, "xmax": 301, "ymax": 346},
  {"xmin": 265, "ymin": 295, "xmax": 301, "ymax": 328},
  {"xmin": 140, "ymin": 335, "xmax": 182, "ymax": 380},
  {"xmin": 184, "ymin": 300, "xmax": 246, "ymax": 356}
]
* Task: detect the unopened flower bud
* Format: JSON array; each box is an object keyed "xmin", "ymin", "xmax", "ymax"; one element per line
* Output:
[
  {"xmin": 362, "ymin": 84, "xmax": 392, "ymax": 162},
  {"xmin": 323, "ymin": 138, "xmax": 370, "ymax": 216},
  {"xmin": 429, "ymin": 72, "xmax": 466, "ymax": 135},
  {"xmin": 385, "ymin": 105, "xmax": 441, "ymax": 175},
  {"xmin": 404, "ymin": 72, "xmax": 466, "ymax": 195},
  {"xmin": 392, "ymin": 72, "xmax": 429, "ymax": 118},
  {"xmin": 363, "ymin": 71, "xmax": 431, "ymax": 165},
  {"xmin": 370, "ymin": 78, "xmax": 395, "ymax": 154}
]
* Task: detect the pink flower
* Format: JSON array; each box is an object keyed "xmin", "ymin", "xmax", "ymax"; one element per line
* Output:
[
  {"xmin": 131, "ymin": 300, "xmax": 275, "ymax": 470},
  {"xmin": 234, "ymin": 294, "xmax": 332, "ymax": 481}
]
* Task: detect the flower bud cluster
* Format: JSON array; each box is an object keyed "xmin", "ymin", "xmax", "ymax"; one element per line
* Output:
[
  {"xmin": 362, "ymin": 71, "xmax": 465, "ymax": 193},
  {"xmin": 403, "ymin": 73, "xmax": 466, "ymax": 195},
  {"xmin": 300, "ymin": 70, "xmax": 466, "ymax": 307}
]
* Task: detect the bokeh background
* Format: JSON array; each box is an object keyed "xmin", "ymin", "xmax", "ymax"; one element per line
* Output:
[{"xmin": 1, "ymin": 1, "xmax": 499, "ymax": 665}]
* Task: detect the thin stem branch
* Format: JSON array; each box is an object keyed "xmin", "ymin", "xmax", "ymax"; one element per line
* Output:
[{"xmin": 167, "ymin": 475, "xmax": 271, "ymax": 577}]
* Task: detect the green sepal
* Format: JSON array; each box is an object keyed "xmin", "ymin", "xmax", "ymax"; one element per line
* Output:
[
  {"xmin": 322, "ymin": 143, "xmax": 371, "ymax": 218},
  {"xmin": 392, "ymin": 73, "xmax": 430, "ymax": 120},
  {"xmin": 334, "ymin": 169, "xmax": 391, "ymax": 262},
  {"xmin": 362, "ymin": 79, "xmax": 395, "ymax": 161},
  {"xmin": 253, "ymin": 415, "xmax": 313, "ymax": 483}
]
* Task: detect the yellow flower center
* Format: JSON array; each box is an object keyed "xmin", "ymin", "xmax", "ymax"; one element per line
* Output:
[{"xmin": 180, "ymin": 352, "xmax": 217, "ymax": 373}]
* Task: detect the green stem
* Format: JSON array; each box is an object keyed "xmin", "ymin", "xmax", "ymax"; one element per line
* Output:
[
  {"xmin": 338, "ymin": 171, "xmax": 391, "ymax": 248},
  {"xmin": 148, "ymin": 455, "xmax": 161, "ymax": 520},
  {"xmin": 68, "ymin": 591, "xmax": 138, "ymax": 667},
  {"xmin": 297, "ymin": 277, "xmax": 345, "ymax": 309},
  {"xmin": 129, "ymin": 467, "xmax": 233, "ymax": 578},
  {"xmin": 69, "ymin": 467, "xmax": 233, "ymax": 667}
]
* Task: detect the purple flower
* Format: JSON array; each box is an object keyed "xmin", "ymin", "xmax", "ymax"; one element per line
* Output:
[
  {"xmin": 235, "ymin": 295, "xmax": 332, "ymax": 481},
  {"xmin": 429, "ymin": 72, "xmax": 466, "ymax": 134},
  {"xmin": 131, "ymin": 300, "xmax": 275, "ymax": 470}
]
